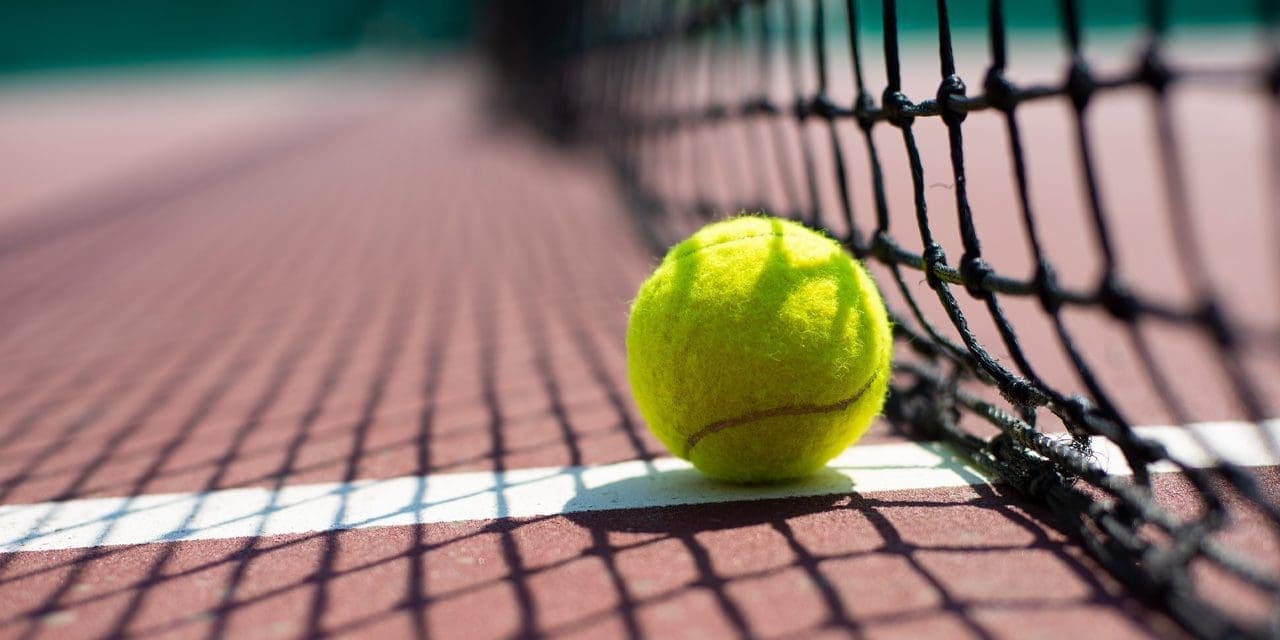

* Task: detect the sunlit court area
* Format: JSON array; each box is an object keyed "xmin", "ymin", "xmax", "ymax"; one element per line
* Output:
[{"xmin": 1, "ymin": 1, "xmax": 1278, "ymax": 638}]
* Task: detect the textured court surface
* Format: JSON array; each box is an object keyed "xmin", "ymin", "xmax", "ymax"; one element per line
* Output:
[{"xmin": 0, "ymin": 61, "xmax": 1274, "ymax": 639}]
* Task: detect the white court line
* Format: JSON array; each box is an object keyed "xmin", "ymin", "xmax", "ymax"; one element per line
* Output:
[{"xmin": 1, "ymin": 420, "xmax": 1276, "ymax": 553}]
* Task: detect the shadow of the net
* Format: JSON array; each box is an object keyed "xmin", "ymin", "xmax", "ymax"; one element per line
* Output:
[{"xmin": 551, "ymin": 460, "xmax": 1171, "ymax": 639}]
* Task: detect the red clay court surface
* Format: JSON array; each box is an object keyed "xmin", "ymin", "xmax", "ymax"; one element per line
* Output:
[{"xmin": 0, "ymin": 61, "xmax": 1276, "ymax": 639}]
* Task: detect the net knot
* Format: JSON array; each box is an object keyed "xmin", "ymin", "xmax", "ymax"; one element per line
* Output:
[
  {"xmin": 743, "ymin": 95, "xmax": 776, "ymax": 116},
  {"xmin": 1065, "ymin": 60, "xmax": 1095, "ymax": 110},
  {"xmin": 923, "ymin": 242, "xmax": 948, "ymax": 290},
  {"xmin": 1138, "ymin": 47, "xmax": 1173, "ymax": 93},
  {"xmin": 982, "ymin": 68, "xmax": 1018, "ymax": 112},
  {"xmin": 807, "ymin": 94, "xmax": 837, "ymax": 120},
  {"xmin": 792, "ymin": 96, "xmax": 810, "ymax": 120},
  {"xmin": 881, "ymin": 88, "xmax": 915, "ymax": 128},
  {"xmin": 1060, "ymin": 395, "xmax": 1098, "ymax": 441},
  {"xmin": 990, "ymin": 432, "xmax": 1066, "ymax": 498},
  {"xmin": 1200, "ymin": 300, "xmax": 1237, "ymax": 349},
  {"xmin": 1000, "ymin": 377, "xmax": 1044, "ymax": 409},
  {"xmin": 869, "ymin": 229, "xmax": 891, "ymax": 259},
  {"xmin": 936, "ymin": 74, "xmax": 968, "ymax": 125},
  {"xmin": 1099, "ymin": 277, "xmax": 1139, "ymax": 321},
  {"xmin": 1034, "ymin": 261, "xmax": 1062, "ymax": 313},
  {"xmin": 854, "ymin": 91, "xmax": 877, "ymax": 130},
  {"xmin": 959, "ymin": 253, "xmax": 992, "ymax": 299}
]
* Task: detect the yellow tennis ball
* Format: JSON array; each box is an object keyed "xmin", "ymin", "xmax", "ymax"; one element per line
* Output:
[{"xmin": 626, "ymin": 215, "xmax": 892, "ymax": 484}]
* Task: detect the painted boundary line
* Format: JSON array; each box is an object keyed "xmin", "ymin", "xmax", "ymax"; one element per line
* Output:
[{"xmin": 1, "ymin": 420, "xmax": 1276, "ymax": 553}]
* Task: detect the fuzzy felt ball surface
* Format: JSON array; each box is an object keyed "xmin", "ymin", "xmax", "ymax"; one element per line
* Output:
[{"xmin": 625, "ymin": 215, "xmax": 893, "ymax": 484}]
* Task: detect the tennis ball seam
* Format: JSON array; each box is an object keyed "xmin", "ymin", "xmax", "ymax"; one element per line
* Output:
[
  {"xmin": 666, "ymin": 228, "xmax": 829, "ymax": 264},
  {"xmin": 680, "ymin": 370, "xmax": 881, "ymax": 458}
]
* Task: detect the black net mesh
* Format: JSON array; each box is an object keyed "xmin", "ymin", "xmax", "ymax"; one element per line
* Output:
[{"xmin": 491, "ymin": 0, "xmax": 1280, "ymax": 637}]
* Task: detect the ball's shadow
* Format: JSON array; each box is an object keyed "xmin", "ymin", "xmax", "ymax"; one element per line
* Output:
[{"xmin": 563, "ymin": 465, "xmax": 855, "ymax": 533}]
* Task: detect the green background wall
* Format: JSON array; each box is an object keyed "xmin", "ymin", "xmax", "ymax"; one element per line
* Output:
[
  {"xmin": 0, "ymin": 0, "xmax": 471, "ymax": 74},
  {"xmin": 0, "ymin": 1, "xmax": 1263, "ymax": 76}
]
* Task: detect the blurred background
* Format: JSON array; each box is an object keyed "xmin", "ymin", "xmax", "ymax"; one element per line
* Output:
[
  {"xmin": 0, "ymin": 0, "xmax": 471, "ymax": 75},
  {"xmin": 0, "ymin": 0, "xmax": 1263, "ymax": 78}
]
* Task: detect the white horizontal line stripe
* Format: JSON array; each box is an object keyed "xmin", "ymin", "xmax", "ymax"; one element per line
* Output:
[{"xmin": 1, "ymin": 420, "xmax": 1276, "ymax": 553}]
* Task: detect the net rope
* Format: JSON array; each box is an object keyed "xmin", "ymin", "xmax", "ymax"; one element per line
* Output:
[{"xmin": 499, "ymin": 1, "xmax": 1280, "ymax": 636}]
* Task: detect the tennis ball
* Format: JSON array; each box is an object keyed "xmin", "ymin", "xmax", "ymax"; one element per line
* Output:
[{"xmin": 626, "ymin": 215, "xmax": 892, "ymax": 484}]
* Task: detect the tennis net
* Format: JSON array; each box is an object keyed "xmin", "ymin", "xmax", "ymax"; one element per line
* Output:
[{"xmin": 488, "ymin": 1, "xmax": 1280, "ymax": 637}]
